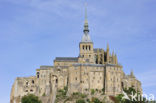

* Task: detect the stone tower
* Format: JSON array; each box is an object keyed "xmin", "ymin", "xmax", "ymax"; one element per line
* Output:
[{"xmin": 79, "ymin": 6, "xmax": 94, "ymax": 63}]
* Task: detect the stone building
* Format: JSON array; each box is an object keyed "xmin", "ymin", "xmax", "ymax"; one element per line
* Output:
[{"xmin": 10, "ymin": 9, "xmax": 142, "ymax": 103}]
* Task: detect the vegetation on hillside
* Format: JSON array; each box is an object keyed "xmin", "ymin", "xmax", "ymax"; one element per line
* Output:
[
  {"xmin": 110, "ymin": 87, "xmax": 146, "ymax": 103},
  {"xmin": 21, "ymin": 94, "xmax": 42, "ymax": 103}
]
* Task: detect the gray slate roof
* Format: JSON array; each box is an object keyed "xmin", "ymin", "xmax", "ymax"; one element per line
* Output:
[
  {"xmin": 54, "ymin": 57, "xmax": 78, "ymax": 62},
  {"xmin": 94, "ymin": 48, "xmax": 104, "ymax": 52}
]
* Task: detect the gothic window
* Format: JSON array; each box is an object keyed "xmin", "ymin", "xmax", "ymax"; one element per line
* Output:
[
  {"xmin": 86, "ymin": 45, "xmax": 87, "ymax": 50},
  {"xmin": 83, "ymin": 45, "xmax": 85, "ymax": 50},
  {"xmin": 89, "ymin": 45, "xmax": 91, "ymax": 50}
]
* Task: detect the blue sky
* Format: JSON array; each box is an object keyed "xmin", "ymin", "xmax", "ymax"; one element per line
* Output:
[{"xmin": 0, "ymin": 0, "xmax": 156, "ymax": 102}]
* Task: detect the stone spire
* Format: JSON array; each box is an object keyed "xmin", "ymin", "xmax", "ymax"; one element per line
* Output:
[
  {"xmin": 130, "ymin": 69, "xmax": 135, "ymax": 77},
  {"xmin": 84, "ymin": 3, "xmax": 89, "ymax": 33},
  {"xmin": 115, "ymin": 53, "xmax": 118, "ymax": 64},
  {"xmin": 106, "ymin": 43, "xmax": 110, "ymax": 63},
  {"xmin": 107, "ymin": 43, "xmax": 109, "ymax": 51},
  {"xmin": 81, "ymin": 3, "xmax": 92, "ymax": 43},
  {"xmin": 112, "ymin": 50, "xmax": 115, "ymax": 64}
]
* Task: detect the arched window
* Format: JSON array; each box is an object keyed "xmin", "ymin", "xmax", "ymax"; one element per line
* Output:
[
  {"xmin": 86, "ymin": 45, "xmax": 87, "ymax": 50},
  {"xmin": 89, "ymin": 45, "xmax": 91, "ymax": 50},
  {"xmin": 83, "ymin": 45, "xmax": 85, "ymax": 50}
]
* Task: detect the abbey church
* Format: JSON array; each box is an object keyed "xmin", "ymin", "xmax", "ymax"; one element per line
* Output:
[{"xmin": 10, "ymin": 9, "xmax": 142, "ymax": 103}]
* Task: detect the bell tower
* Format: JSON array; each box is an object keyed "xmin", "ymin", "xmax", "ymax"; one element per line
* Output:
[{"xmin": 79, "ymin": 4, "xmax": 94, "ymax": 63}]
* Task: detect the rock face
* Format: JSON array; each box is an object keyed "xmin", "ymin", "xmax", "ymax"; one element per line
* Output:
[{"xmin": 10, "ymin": 11, "xmax": 142, "ymax": 103}]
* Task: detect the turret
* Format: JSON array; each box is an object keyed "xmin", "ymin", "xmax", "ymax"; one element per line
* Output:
[
  {"xmin": 112, "ymin": 50, "xmax": 115, "ymax": 64},
  {"xmin": 114, "ymin": 54, "xmax": 118, "ymax": 64},
  {"xmin": 130, "ymin": 69, "xmax": 135, "ymax": 78},
  {"xmin": 106, "ymin": 43, "xmax": 110, "ymax": 63}
]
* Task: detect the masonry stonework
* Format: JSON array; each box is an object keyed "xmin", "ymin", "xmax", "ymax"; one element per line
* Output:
[{"xmin": 10, "ymin": 11, "xmax": 142, "ymax": 103}]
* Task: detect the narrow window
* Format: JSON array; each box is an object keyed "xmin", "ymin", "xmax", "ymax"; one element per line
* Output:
[
  {"xmin": 89, "ymin": 45, "xmax": 91, "ymax": 50},
  {"xmin": 56, "ymin": 79, "xmax": 58, "ymax": 83},
  {"xmin": 37, "ymin": 72, "xmax": 39, "ymax": 78}
]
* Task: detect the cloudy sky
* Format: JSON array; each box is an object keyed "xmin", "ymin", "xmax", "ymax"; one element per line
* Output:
[{"xmin": 0, "ymin": 0, "xmax": 156, "ymax": 102}]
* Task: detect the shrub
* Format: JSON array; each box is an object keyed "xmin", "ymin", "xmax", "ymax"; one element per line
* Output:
[
  {"xmin": 73, "ymin": 92, "xmax": 80, "ymax": 96},
  {"xmin": 91, "ymin": 89, "xmax": 95, "ymax": 95},
  {"xmin": 92, "ymin": 97, "xmax": 102, "ymax": 103},
  {"xmin": 76, "ymin": 99, "xmax": 86, "ymax": 103},
  {"xmin": 21, "ymin": 94, "xmax": 42, "ymax": 103},
  {"xmin": 80, "ymin": 93, "xmax": 87, "ymax": 98}
]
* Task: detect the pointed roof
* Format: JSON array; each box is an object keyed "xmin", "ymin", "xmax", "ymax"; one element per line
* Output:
[
  {"xmin": 81, "ymin": 3, "xmax": 92, "ymax": 43},
  {"xmin": 107, "ymin": 43, "xmax": 109, "ymax": 51},
  {"xmin": 81, "ymin": 33, "xmax": 92, "ymax": 42}
]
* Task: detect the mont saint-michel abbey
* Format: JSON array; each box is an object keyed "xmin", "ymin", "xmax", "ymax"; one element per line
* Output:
[{"xmin": 10, "ymin": 9, "xmax": 142, "ymax": 103}]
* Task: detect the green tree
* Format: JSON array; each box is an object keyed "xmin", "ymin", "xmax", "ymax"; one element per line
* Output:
[{"xmin": 21, "ymin": 94, "xmax": 42, "ymax": 103}]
